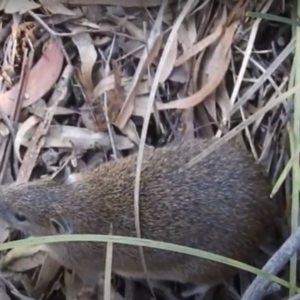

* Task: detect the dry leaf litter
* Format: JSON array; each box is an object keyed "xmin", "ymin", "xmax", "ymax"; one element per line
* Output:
[{"xmin": 0, "ymin": 0, "xmax": 295, "ymax": 300}]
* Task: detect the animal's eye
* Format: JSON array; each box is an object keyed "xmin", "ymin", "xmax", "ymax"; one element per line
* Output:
[{"xmin": 14, "ymin": 212, "xmax": 27, "ymax": 222}]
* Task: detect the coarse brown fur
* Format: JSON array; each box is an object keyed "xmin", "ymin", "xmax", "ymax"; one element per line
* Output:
[{"xmin": 0, "ymin": 138, "xmax": 279, "ymax": 288}]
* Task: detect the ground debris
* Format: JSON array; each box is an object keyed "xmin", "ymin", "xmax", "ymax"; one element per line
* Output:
[{"xmin": 0, "ymin": 0, "xmax": 296, "ymax": 299}]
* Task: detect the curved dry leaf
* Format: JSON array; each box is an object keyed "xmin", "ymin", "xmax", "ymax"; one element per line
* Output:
[
  {"xmin": 133, "ymin": 96, "xmax": 154, "ymax": 117},
  {"xmin": 122, "ymin": 119, "xmax": 140, "ymax": 145},
  {"xmin": 111, "ymin": 16, "xmax": 144, "ymax": 41},
  {"xmin": 203, "ymin": 92, "xmax": 217, "ymax": 120},
  {"xmin": 157, "ymin": 22, "xmax": 237, "ymax": 110},
  {"xmin": 186, "ymin": 14, "xmax": 197, "ymax": 46},
  {"xmin": 177, "ymin": 13, "xmax": 197, "ymax": 49},
  {"xmin": 71, "ymin": 32, "xmax": 97, "ymax": 90},
  {"xmin": 0, "ymin": 39, "xmax": 64, "ymax": 118},
  {"xmin": 175, "ymin": 24, "xmax": 223, "ymax": 66},
  {"xmin": 84, "ymin": 5, "xmax": 106, "ymax": 23},
  {"xmin": 4, "ymin": 251, "xmax": 47, "ymax": 272},
  {"xmin": 118, "ymin": 40, "xmax": 144, "ymax": 59},
  {"xmin": 40, "ymin": 0, "xmax": 77, "ymax": 15},
  {"xmin": 74, "ymin": 19, "xmax": 115, "ymax": 31},
  {"xmin": 217, "ymin": 80, "xmax": 231, "ymax": 121},
  {"xmin": 34, "ymin": 255, "xmax": 61, "ymax": 296},
  {"xmin": 175, "ymin": 7, "xmax": 226, "ymax": 66},
  {"xmin": 2, "ymin": 245, "xmax": 46, "ymax": 271},
  {"xmin": 115, "ymin": 7, "xmax": 165, "ymax": 130},
  {"xmin": 28, "ymin": 103, "xmax": 77, "ymax": 118},
  {"xmin": 4, "ymin": 0, "xmax": 40, "ymax": 13},
  {"xmin": 94, "ymin": 75, "xmax": 131, "ymax": 97},
  {"xmin": 21, "ymin": 125, "xmax": 134, "ymax": 150},
  {"xmin": 94, "ymin": 75, "xmax": 150, "ymax": 98},
  {"xmin": 27, "ymin": 99, "xmax": 47, "ymax": 118},
  {"xmin": 202, "ymin": 11, "xmax": 228, "ymax": 119},
  {"xmin": 15, "ymin": 115, "xmax": 41, "ymax": 162},
  {"xmin": 201, "ymin": 8, "xmax": 227, "ymax": 74},
  {"xmin": 159, "ymin": 33, "xmax": 178, "ymax": 83},
  {"xmin": 124, "ymin": 19, "xmax": 144, "ymax": 41},
  {"xmin": 0, "ymin": 122, "xmax": 9, "ymax": 139},
  {"xmin": 169, "ymin": 66, "xmax": 189, "ymax": 83}
]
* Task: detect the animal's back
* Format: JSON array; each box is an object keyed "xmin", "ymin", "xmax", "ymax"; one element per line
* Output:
[
  {"xmin": 0, "ymin": 138, "xmax": 277, "ymax": 288},
  {"xmin": 56, "ymin": 138, "xmax": 276, "ymax": 285}
]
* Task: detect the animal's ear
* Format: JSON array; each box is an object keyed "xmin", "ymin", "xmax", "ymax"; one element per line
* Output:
[{"xmin": 50, "ymin": 218, "xmax": 70, "ymax": 235}]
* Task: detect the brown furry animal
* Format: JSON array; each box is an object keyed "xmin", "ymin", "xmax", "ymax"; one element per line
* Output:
[{"xmin": 0, "ymin": 138, "xmax": 279, "ymax": 296}]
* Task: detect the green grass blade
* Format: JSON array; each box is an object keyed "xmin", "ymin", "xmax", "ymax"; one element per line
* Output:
[{"xmin": 0, "ymin": 234, "xmax": 299, "ymax": 293}]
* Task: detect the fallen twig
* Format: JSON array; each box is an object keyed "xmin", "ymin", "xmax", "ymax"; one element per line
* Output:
[{"xmin": 241, "ymin": 226, "xmax": 300, "ymax": 300}]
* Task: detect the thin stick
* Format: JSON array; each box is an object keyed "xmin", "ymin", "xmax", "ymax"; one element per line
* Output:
[{"xmin": 242, "ymin": 226, "xmax": 300, "ymax": 300}]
